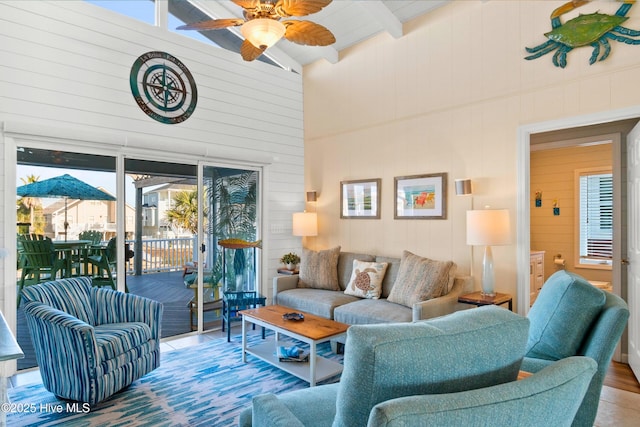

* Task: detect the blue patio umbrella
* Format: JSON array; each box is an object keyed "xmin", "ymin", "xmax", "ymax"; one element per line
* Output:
[{"xmin": 17, "ymin": 174, "xmax": 116, "ymax": 240}]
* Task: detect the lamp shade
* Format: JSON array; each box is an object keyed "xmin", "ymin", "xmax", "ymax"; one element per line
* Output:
[
  {"xmin": 293, "ymin": 212, "xmax": 318, "ymax": 237},
  {"xmin": 466, "ymin": 209, "xmax": 510, "ymax": 246},
  {"xmin": 241, "ymin": 18, "xmax": 286, "ymax": 49}
]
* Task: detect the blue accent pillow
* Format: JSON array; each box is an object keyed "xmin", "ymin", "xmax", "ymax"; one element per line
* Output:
[{"xmin": 526, "ymin": 271, "xmax": 605, "ymax": 361}]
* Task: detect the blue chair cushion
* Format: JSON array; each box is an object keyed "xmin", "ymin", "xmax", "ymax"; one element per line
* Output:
[
  {"xmin": 526, "ymin": 271, "xmax": 605, "ymax": 361},
  {"xmin": 95, "ymin": 322, "xmax": 153, "ymax": 362}
]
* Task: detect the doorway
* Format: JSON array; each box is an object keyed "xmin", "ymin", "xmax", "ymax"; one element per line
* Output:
[{"xmin": 518, "ymin": 108, "xmax": 640, "ymax": 373}]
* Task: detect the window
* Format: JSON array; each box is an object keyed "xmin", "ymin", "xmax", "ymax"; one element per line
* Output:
[
  {"xmin": 576, "ymin": 168, "xmax": 613, "ymax": 268},
  {"xmin": 86, "ymin": 1, "xmax": 155, "ymax": 25}
]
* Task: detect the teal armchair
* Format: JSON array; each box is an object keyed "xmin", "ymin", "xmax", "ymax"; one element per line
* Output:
[
  {"xmin": 240, "ymin": 306, "xmax": 530, "ymax": 427},
  {"xmin": 21, "ymin": 276, "xmax": 163, "ymax": 405},
  {"xmin": 521, "ymin": 270, "xmax": 629, "ymax": 427}
]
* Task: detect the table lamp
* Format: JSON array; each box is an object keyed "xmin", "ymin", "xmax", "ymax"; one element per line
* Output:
[
  {"xmin": 466, "ymin": 208, "xmax": 510, "ymax": 296},
  {"xmin": 292, "ymin": 212, "xmax": 317, "ymax": 237}
]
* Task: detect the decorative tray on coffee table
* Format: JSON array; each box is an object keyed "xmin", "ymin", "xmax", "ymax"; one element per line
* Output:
[{"xmin": 282, "ymin": 312, "xmax": 305, "ymax": 321}]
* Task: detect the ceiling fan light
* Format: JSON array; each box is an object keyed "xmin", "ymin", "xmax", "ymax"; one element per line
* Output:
[{"xmin": 241, "ymin": 18, "xmax": 286, "ymax": 49}]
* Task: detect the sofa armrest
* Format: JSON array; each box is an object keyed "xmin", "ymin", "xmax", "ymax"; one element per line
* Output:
[
  {"xmin": 367, "ymin": 356, "xmax": 596, "ymax": 427},
  {"xmin": 411, "ymin": 276, "xmax": 473, "ymax": 321},
  {"xmin": 251, "ymin": 394, "xmax": 305, "ymax": 427},
  {"xmin": 91, "ymin": 288, "xmax": 163, "ymax": 340},
  {"xmin": 273, "ymin": 275, "xmax": 299, "ymax": 303}
]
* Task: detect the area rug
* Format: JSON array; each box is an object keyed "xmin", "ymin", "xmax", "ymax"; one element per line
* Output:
[{"xmin": 7, "ymin": 332, "xmax": 343, "ymax": 426}]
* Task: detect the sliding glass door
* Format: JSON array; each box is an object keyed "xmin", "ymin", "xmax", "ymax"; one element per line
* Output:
[
  {"xmin": 193, "ymin": 164, "xmax": 261, "ymax": 331},
  {"xmin": 15, "ymin": 147, "xmax": 262, "ymax": 371}
]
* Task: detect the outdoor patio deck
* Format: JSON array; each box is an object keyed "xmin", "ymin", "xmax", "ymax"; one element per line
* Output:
[{"xmin": 16, "ymin": 271, "xmax": 223, "ymax": 370}]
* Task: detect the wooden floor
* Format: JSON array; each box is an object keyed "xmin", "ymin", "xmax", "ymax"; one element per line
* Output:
[{"xmin": 605, "ymin": 361, "xmax": 640, "ymax": 394}]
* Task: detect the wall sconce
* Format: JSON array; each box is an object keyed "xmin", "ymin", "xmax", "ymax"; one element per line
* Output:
[
  {"xmin": 455, "ymin": 179, "xmax": 472, "ymax": 196},
  {"xmin": 466, "ymin": 208, "xmax": 511, "ymax": 296},
  {"xmin": 292, "ymin": 212, "xmax": 318, "ymax": 237}
]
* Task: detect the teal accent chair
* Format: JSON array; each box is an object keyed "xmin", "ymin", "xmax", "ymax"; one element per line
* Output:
[
  {"xmin": 240, "ymin": 305, "xmax": 530, "ymax": 427},
  {"xmin": 21, "ymin": 276, "xmax": 163, "ymax": 405},
  {"xmin": 521, "ymin": 270, "xmax": 629, "ymax": 427}
]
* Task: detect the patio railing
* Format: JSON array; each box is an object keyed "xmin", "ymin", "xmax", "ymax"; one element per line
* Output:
[{"xmin": 125, "ymin": 237, "xmax": 196, "ymax": 274}]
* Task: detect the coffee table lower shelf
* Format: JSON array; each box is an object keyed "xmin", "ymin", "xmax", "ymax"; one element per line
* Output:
[{"xmin": 244, "ymin": 341, "xmax": 344, "ymax": 385}]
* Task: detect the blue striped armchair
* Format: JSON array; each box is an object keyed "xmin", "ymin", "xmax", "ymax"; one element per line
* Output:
[{"xmin": 22, "ymin": 276, "xmax": 163, "ymax": 405}]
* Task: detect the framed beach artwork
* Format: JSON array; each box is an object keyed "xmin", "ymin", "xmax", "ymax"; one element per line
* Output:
[
  {"xmin": 340, "ymin": 178, "xmax": 381, "ymax": 219},
  {"xmin": 394, "ymin": 173, "xmax": 447, "ymax": 219}
]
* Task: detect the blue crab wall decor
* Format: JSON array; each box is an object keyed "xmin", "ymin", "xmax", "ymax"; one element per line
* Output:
[{"xmin": 525, "ymin": 0, "xmax": 640, "ymax": 68}]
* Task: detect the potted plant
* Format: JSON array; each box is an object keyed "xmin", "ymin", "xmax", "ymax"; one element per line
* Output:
[{"xmin": 280, "ymin": 252, "xmax": 300, "ymax": 270}]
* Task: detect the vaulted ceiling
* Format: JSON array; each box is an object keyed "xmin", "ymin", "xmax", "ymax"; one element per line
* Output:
[{"xmin": 171, "ymin": 1, "xmax": 450, "ymax": 73}]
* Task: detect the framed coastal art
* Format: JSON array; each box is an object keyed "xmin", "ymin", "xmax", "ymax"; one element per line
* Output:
[
  {"xmin": 340, "ymin": 178, "xmax": 381, "ymax": 219},
  {"xmin": 394, "ymin": 173, "xmax": 447, "ymax": 219}
]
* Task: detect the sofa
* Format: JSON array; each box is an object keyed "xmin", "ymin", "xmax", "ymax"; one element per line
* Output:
[
  {"xmin": 239, "ymin": 305, "xmax": 535, "ymax": 427},
  {"xmin": 274, "ymin": 248, "xmax": 473, "ymax": 327},
  {"xmin": 520, "ymin": 270, "xmax": 630, "ymax": 427},
  {"xmin": 21, "ymin": 276, "xmax": 163, "ymax": 405}
]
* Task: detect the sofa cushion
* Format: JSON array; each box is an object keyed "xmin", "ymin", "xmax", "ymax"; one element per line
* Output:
[
  {"xmin": 526, "ymin": 271, "xmax": 606, "ymax": 361},
  {"xmin": 387, "ymin": 251, "xmax": 455, "ymax": 308},
  {"xmin": 375, "ymin": 255, "xmax": 401, "ymax": 298},
  {"xmin": 334, "ymin": 299, "xmax": 412, "ymax": 324},
  {"xmin": 337, "ymin": 252, "xmax": 375, "ymax": 290},
  {"xmin": 298, "ymin": 246, "xmax": 341, "ymax": 291},
  {"xmin": 276, "ymin": 289, "xmax": 359, "ymax": 319},
  {"xmin": 344, "ymin": 260, "xmax": 389, "ymax": 299}
]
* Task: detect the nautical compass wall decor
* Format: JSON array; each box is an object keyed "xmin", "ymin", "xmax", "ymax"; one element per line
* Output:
[{"xmin": 129, "ymin": 51, "xmax": 197, "ymax": 124}]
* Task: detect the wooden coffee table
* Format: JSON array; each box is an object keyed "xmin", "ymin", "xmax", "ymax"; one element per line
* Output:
[{"xmin": 240, "ymin": 305, "xmax": 349, "ymax": 386}]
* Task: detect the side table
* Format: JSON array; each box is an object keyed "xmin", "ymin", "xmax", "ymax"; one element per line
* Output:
[
  {"xmin": 222, "ymin": 291, "xmax": 266, "ymax": 342},
  {"xmin": 458, "ymin": 291, "xmax": 513, "ymax": 311}
]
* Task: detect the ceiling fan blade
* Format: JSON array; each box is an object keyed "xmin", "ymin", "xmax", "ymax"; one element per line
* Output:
[
  {"xmin": 177, "ymin": 18, "xmax": 245, "ymax": 31},
  {"xmin": 276, "ymin": 0, "xmax": 332, "ymax": 17},
  {"xmin": 232, "ymin": 0, "xmax": 262, "ymax": 10},
  {"xmin": 283, "ymin": 20, "xmax": 335, "ymax": 46},
  {"xmin": 241, "ymin": 39, "xmax": 267, "ymax": 61}
]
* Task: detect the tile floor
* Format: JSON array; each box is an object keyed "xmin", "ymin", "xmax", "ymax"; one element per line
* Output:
[{"xmin": 9, "ymin": 329, "xmax": 640, "ymax": 426}]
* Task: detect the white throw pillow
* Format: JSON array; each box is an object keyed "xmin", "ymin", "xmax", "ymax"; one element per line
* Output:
[{"xmin": 344, "ymin": 260, "xmax": 389, "ymax": 299}]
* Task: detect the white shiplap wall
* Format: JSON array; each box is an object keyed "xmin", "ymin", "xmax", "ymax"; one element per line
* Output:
[{"xmin": 0, "ymin": 1, "xmax": 305, "ymax": 327}]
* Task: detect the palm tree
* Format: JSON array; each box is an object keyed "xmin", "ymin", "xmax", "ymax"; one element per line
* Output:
[{"xmin": 165, "ymin": 190, "xmax": 199, "ymax": 234}]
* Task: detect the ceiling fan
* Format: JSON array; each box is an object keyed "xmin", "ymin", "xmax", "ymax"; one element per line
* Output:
[{"xmin": 177, "ymin": 0, "xmax": 336, "ymax": 61}]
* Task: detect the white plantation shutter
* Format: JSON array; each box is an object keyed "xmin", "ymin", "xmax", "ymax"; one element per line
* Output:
[{"xmin": 578, "ymin": 171, "xmax": 613, "ymax": 265}]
